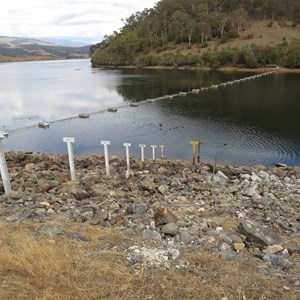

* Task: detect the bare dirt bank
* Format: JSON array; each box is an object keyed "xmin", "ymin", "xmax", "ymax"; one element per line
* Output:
[{"xmin": 102, "ymin": 64, "xmax": 300, "ymax": 73}]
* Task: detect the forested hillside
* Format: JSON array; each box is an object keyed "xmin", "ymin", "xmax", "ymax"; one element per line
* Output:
[{"xmin": 91, "ymin": 0, "xmax": 300, "ymax": 68}]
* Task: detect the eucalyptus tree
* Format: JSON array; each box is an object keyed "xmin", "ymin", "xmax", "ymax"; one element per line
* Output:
[
  {"xmin": 232, "ymin": 8, "xmax": 249, "ymax": 31},
  {"xmin": 211, "ymin": 12, "xmax": 231, "ymax": 38}
]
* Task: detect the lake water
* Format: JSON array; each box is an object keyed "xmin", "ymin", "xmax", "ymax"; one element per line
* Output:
[{"xmin": 1, "ymin": 59, "xmax": 299, "ymax": 166}]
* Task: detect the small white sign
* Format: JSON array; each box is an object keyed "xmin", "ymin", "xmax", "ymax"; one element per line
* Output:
[{"xmin": 63, "ymin": 137, "xmax": 75, "ymax": 143}]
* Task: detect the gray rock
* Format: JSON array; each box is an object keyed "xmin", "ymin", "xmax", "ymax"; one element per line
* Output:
[
  {"xmin": 80, "ymin": 205, "xmax": 96, "ymax": 214},
  {"xmin": 134, "ymin": 204, "xmax": 148, "ymax": 215},
  {"xmin": 227, "ymin": 233, "xmax": 246, "ymax": 244},
  {"xmin": 244, "ymin": 184, "xmax": 262, "ymax": 199},
  {"xmin": 38, "ymin": 224, "xmax": 63, "ymax": 237},
  {"xmin": 89, "ymin": 218, "xmax": 102, "ymax": 225},
  {"xmin": 47, "ymin": 208, "xmax": 55, "ymax": 214},
  {"xmin": 142, "ymin": 229, "xmax": 162, "ymax": 241},
  {"xmin": 161, "ymin": 223, "xmax": 179, "ymax": 236},
  {"xmin": 221, "ymin": 234, "xmax": 233, "ymax": 245},
  {"xmin": 220, "ymin": 242, "xmax": 238, "ymax": 258},
  {"xmin": 157, "ymin": 167, "xmax": 169, "ymax": 175},
  {"xmin": 6, "ymin": 214, "xmax": 25, "ymax": 223},
  {"xmin": 241, "ymin": 174, "xmax": 250, "ymax": 180},
  {"xmin": 35, "ymin": 208, "xmax": 46, "ymax": 215},
  {"xmin": 250, "ymin": 172, "xmax": 261, "ymax": 183},
  {"xmin": 238, "ymin": 221, "xmax": 281, "ymax": 248},
  {"xmin": 180, "ymin": 232, "xmax": 195, "ymax": 244},
  {"xmin": 64, "ymin": 232, "xmax": 89, "ymax": 242},
  {"xmin": 110, "ymin": 155, "xmax": 120, "ymax": 163},
  {"xmin": 6, "ymin": 208, "xmax": 35, "ymax": 222},
  {"xmin": 9, "ymin": 192, "xmax": 22, "ymax": 200},
  {"xmin": 35, "ymin": 201, "xmax": 50, "ymax": 208},
  {"xmin": 136, "ymin": 223, "xmax": 146, "ymax": 231},
  {"xmin": 71, "ymin": 188, "xmax": 89, "ymax": 200},
  {"xmin": 275, "ymin": 163, "xmax": 288, "ymax": 168},
  {"xmin": 216, "ymin": 171, "xmax": 229, "ymax": 181},
  {"xmin": 262, "ymin": 254, "xmax": 292, "ymax": 269},
  {"xmin": 139, "ymin": 176, "xmax": 157, "ymax": 192},
  {"xmin": 263, "ymin": 245, "xmax": 284, "ymax": 254},
  {"xmin": 158, "ymin": 185, "xmax": 168, "ymax": 195}
]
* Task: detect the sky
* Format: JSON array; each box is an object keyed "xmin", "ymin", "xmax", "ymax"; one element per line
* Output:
[{"xmin": 1, "ymin": 0, "xmax": 157, "ymax": 44}]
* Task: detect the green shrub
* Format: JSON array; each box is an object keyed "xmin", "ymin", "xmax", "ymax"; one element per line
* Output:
[
  {"xmin": 239, "ymin": 47, "xmax": 258, "ymax": 67},
  {"xmin": 290, "ymin": 39, "xmax": 300, "ymax": 47},
  {"xmin": 202, "ymin": 51, "xmax": 220, "ymax": 68},
  {"xmin": 222, "ymin": 29, "xmax": 240, "ymax": 42},
  {"xmin": 92, "ymin": 50, "xmax": 111, "ymax": 65},
  {"xmin": 217, "ymin": 48, "xmax": 235, "ymax": 65},
  {"xmin": 251, "ymin": 45, "xmax": 283, "ymax": 65},
  {"xmin": 174, "ymin": 54, "xmax": 187, "ymax": 66},
  {"xmin": 134, "ymin": 55, "xmax": 159, "ymax": 66},
  {"xmin": 159, "ymin": 53, "xmax": 176, "ymax": 66},
  {"xmin": 186, "ymin": 53, "xmax": 202, "ymax": 65},
  {"xmin": 284, "ymin": 46, "xmax": 300, "ymax": 68}
]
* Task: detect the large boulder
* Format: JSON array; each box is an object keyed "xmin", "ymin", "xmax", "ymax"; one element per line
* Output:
[
  {"xmin": 238, "ymin": 221, "xmax": 281, "ymax": 248},
  {"xmin": 161, "ymin": 223, "xmax": 179, "ymax": 236}
]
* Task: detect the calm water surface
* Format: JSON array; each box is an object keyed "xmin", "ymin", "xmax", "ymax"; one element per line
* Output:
[{"xmin": 1, "ymin": 59, "xmax": 299, "ymax": 166}]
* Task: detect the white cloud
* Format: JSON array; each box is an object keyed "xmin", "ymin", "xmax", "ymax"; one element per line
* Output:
[{"xmin": 0, "ymin": 0, "xmax": 157, "ymax": 43}]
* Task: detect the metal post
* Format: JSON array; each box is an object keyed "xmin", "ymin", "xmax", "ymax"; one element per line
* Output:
[
  {"xmin": 190, "ymin": 141, "xmax": 197, "ymax": 165},
  {"xmin": 213, "ymin": 156, "xmax": 217, "ymax": 175},
  {"xmin": 101, "ymin": 141, "xmax": 110, "ymax": 176},
  {"xmin": 139, "ymin": 144, "xmax": 146, "ymax": 162},
  {"xmin": 160, "ymin": 145, "xmax": 165, "ymax": 159},
  {"xmin": 123, "ymin": 143, "xmax": 131, "ymax": 172},
  {"xmin": 190, "ymin": 141, "xmax": 203, "ymax": 165},
  {"xmin": 63, "ymin": 137, "xmax": 76, "ymax": 181},
  {"xmin": 151, "ymin": 145, "xmax": 157, "ymax": 161},
  {"xmin": 0, "ymin": 131, "xmax": 11, "ymax": 195}
]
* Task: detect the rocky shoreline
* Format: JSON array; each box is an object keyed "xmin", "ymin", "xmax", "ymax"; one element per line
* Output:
[{"xmin": 1, "ymin": 151, "xmax": 299, "ymax": 297}]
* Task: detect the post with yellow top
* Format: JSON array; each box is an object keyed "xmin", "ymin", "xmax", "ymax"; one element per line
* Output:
[{"xmin": 190, "ymin": 141, "xmax": 203, "ymax": 165}]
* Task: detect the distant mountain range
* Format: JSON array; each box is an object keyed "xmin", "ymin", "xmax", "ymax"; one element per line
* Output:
[
  {"xmin": 0, "ymin": 36, "xmax": 90, "ymax": 60},
  {"xmin": 40, "ymin": 38, "xmax": 91, "ymax": 47}
]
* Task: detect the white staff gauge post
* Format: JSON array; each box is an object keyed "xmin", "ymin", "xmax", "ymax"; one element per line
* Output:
[
  {"xmin": 101, "ymin": 141, "xmax": 111, "ymax": 176},
  {"xmin": 63, "ymin": 137, "xmax": 76, "ymax": 181},
  {"xmin": 0, "ymin": 131, "xmax": 11, "ymax": 195}
]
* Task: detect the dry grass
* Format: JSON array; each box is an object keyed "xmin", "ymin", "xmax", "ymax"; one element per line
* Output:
[
  {"xmin": 0, "ymin": 221, "xmax": 131, "ymax": 299},
  {"xmin": 214, "ymin": 20, "xmax": 300, "ymax": 49},
  {"xmin": 156, "ymin": 20, "xmax": 300, "ymax": 57},
  {"xmin": 0, "ymin": 221, "xmax": 298, "ymax": 300},
  {"xmin": 184, "ymin": 251, "xmax": 285, "ymax": 300}
]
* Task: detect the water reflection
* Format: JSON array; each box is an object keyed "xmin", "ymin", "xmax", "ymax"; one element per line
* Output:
[
  {"xmin": 0, "ymin": 60, "xmax": 124, "ymax": 131},
  {"xmin": 115, "ymin": 68, "xmax": 246, "ymax": 101},
  {"xmin": 1, "ymin": 59, "xmax": 299, "ymax": 166}
]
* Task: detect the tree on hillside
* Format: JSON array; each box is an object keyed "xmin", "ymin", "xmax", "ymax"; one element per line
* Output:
[
  {"xmin": 212, "ymin": 12, "xmax": 231, "ymax": 38},
  {"xmin": 111, "ymin": 29, "xmax": 140, "ymax": 64},
  {"xmin": 91, "ymin": 0, "xmax": 300, "ymax": 66},
  {"xmin": 232, "ymin": 8, "xmax": 249, "ymax": 31},
  {"xmin": 195, "ymin": 6, "xmax": 211, "ymax": 44}
]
